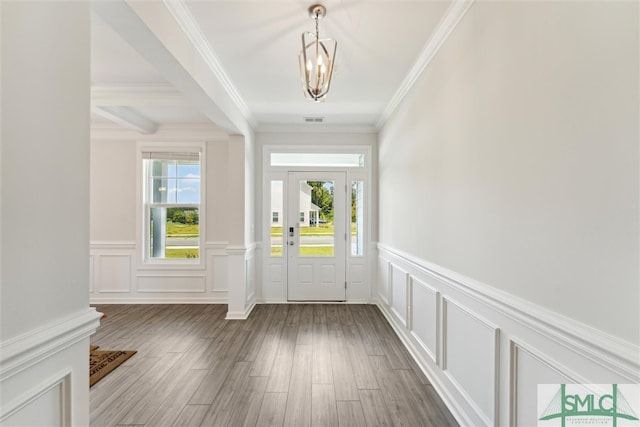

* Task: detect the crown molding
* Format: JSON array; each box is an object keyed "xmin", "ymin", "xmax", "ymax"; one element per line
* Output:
[
  {"xmin": 162, "ymin": 0, "xmax": 256, "ymax": 129},
  {"xmin": 375, "ymin": 0, "xmax": 475, "ymax": 130}
]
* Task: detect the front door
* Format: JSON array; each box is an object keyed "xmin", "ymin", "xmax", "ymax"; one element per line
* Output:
[{"xmin": 287, "ymin": 172, "xmax": 346, "ymax": 301}]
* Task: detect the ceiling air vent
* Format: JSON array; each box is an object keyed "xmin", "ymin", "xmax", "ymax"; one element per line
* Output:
[{"xmin": 304, "ymin": 117, "xmax": 324, "ymax": 123}]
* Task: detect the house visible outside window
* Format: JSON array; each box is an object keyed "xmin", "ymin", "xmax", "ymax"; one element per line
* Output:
[
  {"xmin": 272, "ymin": 212, "xmax": 279, "ymax": 223},
  {"xmin": 141, "ymin": 149, "xmax": 203, "ymax": 262}
]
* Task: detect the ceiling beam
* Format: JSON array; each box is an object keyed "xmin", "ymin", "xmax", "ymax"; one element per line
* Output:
[
  {"xmin": 91, "ymin": 84, "xmax": 191, "ymax": 108},
  {"xmin": 92, "ymin": 105, "xmax": 159, "ymax": 134},
  {"xmin": 91, "ymin": 0, "xmax": 249, "ymax": 135}
]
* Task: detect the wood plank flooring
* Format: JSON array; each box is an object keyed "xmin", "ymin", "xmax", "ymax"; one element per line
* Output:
[{"xmin": 90, "ymin": 304, "xmax": 458, "ymax": 427}]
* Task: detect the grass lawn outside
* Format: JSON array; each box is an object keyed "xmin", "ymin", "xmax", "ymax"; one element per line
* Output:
[
  {"xmin": 167, "ymin": 221, "xmax": 199, "ymax": 237},
  {"xmin": 270, "ymin": 246, "xmax": 334, "ymax": 256},
  {"xmin": 271, "ymin": 224, "xmax": 356, "ymax": 237},
  {"xmin": 166, "ymin": 248, "xmax": 199, "ymax": 258}
]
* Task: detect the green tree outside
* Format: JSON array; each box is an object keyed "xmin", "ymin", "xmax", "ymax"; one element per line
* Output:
[{"xmin": 307, "ymin": 181, "xmax": 334, "ymax": 222}]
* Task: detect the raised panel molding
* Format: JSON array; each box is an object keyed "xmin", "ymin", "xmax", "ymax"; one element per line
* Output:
[
  {"xmin": 98, "ymin": 254, "xmax": 133, "ymax": 293},
  {"xmin": 409, "ymin": 276, "xmax": 439, "ymax": 364},
  {"xmin": 207, "ymin": 251, "xmax": 228, "ymax": 294},
  {"xmin": 442, "ymin": 298, "xmax": 500, "ymax": 426},
  {"xmin": 245, "ymin": 254, "xmax": 256, "ymax": 303},
  {"xmin": 376, "ymin": 243, "xmax": 640, "ymax": 427},
  {"xmin": 88, "ymin": 241, "xmax": 247, "ymax": 304},
  {"xmin": 89, "ymin": 255, "xmax": 95, "ymax": 293},
  {"xmin": 390, "ymin": 265, "xmax": 409, "ymax": 327},
  {"xmin": 1, "ymin": 370, "xmax": 71, "ymax": 425},
  {"xmin": 509, "ymin": 339, "xmax": 582, "ymax": 427},
  {"xmin": 377, "ymin": 258, "xmax": 390, "ymax": 305},
  {"xmin": 136, "ymin": 274, "xmax": 206, "ymax": 293}
]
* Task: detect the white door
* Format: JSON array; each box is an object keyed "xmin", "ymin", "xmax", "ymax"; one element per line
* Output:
[{"xmin": 287, "ymin": 172, "xmax": 346, "ymax": 301}]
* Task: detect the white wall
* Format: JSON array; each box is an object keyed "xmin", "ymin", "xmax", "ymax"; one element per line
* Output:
[
  {"xmin": 377, "ymin": 2, "xmax": 638, "ymax": 426},
  {"xmin": 1, "ymin": 2, "xmax": 101, "ymax": 425},
  {"xmin": 90, "ymin": 140, "xmax": 137, "ymax": 241},
  {"xmin": 379, "ymin": 1, "xmax": 638, "ymax": 344},
  {"xmin": 89, "ymin": 124, "xmax": 250, "ymax": 307}
]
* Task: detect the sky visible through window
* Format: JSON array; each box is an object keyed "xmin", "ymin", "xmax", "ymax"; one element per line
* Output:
[{"xmin": 149, "ymin": 161, "xmax": 200, "ymax": 204}]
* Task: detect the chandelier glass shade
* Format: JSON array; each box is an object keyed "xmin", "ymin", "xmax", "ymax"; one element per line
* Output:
[{"xmin": 298, "ymin": 5, "xmax": 337, "ymax": 102}]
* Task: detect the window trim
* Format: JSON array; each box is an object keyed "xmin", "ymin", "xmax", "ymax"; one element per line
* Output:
[{"xmin": 136, "ymin": 141, "xmax": 206, "ymax": 270}]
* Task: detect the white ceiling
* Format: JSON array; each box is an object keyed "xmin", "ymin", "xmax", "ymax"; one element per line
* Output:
[{"xmin": 90, "ymin": 1, "xmax": 454, "ymax": 133}]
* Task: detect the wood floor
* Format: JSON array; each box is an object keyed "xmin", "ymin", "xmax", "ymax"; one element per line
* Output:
[{"xmin": 90, "ymin": 304, "xmax": 458, "ymax": 427}]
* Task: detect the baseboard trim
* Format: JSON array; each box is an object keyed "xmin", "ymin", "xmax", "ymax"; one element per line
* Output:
[
  {"xmin": 226, "ymin": 302, "xmax": 256, "ymax": 320},
  {"xmin": 90, "ymin": 297, "xmax": 227, "ymax": 304},
  {"xmin": 0, "ymin": 308, "xmax": 102, "ymax": 381}
]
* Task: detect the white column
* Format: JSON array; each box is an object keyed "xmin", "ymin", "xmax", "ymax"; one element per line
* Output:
[{"xmin": 225, "ymin": 135, "xmax": 252, "ymax": 318}]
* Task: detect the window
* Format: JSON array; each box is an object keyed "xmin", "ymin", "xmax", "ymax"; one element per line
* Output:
[
  {"xmin": 300, "ymin": 212, "xmax": 305, "ymax": 222},
  {"xmin": 142, "ymin": 150, "xmax": 202, "ymax": 261},
  {"xmin": 351, "ymin": 181, "xmax": 364, "ymax": 256},
  {"xmin": 270, "ymin": 152, "xmax": 364, "ymax": 167},
  {"xmin": 270, "ymin": 180, "xmax": 283, "ymax": 256}
]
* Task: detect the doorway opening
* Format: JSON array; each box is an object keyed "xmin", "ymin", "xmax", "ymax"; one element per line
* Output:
[{"xmin": 263, "ymin": 147, "xmax": 370, "ymax": 302}]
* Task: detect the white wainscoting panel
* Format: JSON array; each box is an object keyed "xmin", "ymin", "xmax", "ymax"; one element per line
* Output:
[
  {"xmin": 409, "ymin": 276, "xmax": 439, "ymax": 363},
  {"xmin": 89, "ymin": 255, "xmax": 95, "ymax": 293},
  {"xmin": 210, "ymin": 254, "xmax": 228, "ymax": 292},
  {"xmin": 2, "ymin": 371, "xmax": 68, "ymax": 426},
  {"xmin": 390, "ymin": 265, "xmax": 408, "ymax": 327},
  {"xmin": 137, "ymin": 275, "xmax": 206, "ymax": 293},
  {"xmin": 510, "ymin": 340, "xmax": 578, "ymax": 427},
  {"xmin": 1, "ymin": 309, "xmax": 100, "ymax": 427},
  {"xmin": 98, "ymin": 254, "xmax": 132, "ymax": 293},
  {"xmin": 376, "ymin": 243, "xmax": 640, "ymax": 427},
  {"xmin": 377, "ymin": 257, "xmax": 390, "ymax": 306},
  {"xmin": 246, "ymin": 251, "xmax": 256, "ymax": 303},
  {"xmin": 442, "ymin": 298, "xmax": 499, "ymax": 426},
  {"xmin": 90, "ymin": 241, "xmax": 230, "ymax": 303}
]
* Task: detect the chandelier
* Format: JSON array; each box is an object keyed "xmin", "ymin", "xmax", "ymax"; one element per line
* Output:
[{"xmin": 299, "ymin": 4, "xmax": 337, "ymax": 102}]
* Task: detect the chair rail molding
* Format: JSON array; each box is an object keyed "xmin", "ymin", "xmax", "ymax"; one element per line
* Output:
[
  {"xmin": 376, "ymin": 242, "xmax": 640, "ymax": 427},
  {"xmin": 0, "ymin": 308, "xmax": 102, "ymax": 382}
]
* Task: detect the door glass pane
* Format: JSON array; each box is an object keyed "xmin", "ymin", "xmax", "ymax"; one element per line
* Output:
[
  {"xmin": 351, "ymin": 181, "xmax": 364, "ymax": 256},
  {"xmin": 270, "ymin": 181, "xmax": 283, "ymax": 256},
  {"xmin": 299, "ymin": 180, "xmax": 334, "ymax": 256}
]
